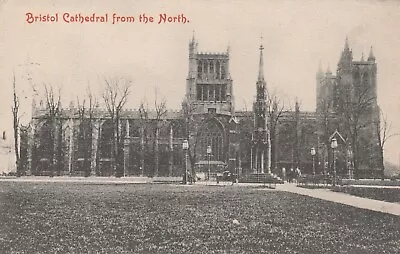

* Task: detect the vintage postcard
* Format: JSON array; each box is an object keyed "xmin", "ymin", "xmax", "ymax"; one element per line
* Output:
[{"xmin": 0, "ymin": 0, "xmax": 399, "ymax": 253}]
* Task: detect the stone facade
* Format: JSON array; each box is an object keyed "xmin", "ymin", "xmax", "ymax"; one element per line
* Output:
[{"xmin": 21, "ymin": 37, "xmax": 381, "ymax": 178}]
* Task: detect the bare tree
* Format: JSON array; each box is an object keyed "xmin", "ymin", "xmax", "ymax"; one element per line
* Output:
[
  {"xmin": 102, "ymin": 78, "xmax": 131, "ymax": 177},
  {"xmin": 12, "ymin": 73, "xmax": 21, "ymax": 176},
  {"xmin": 152, "ymin": 88, "xmax": 167, "ymax": 177},
  {"xmin": 76, "ymin": 86, "xmax": 97, "ymax": 177},
  {"xmin": 375, "ymin": 109, "xmax": 399, "ymax": 179},
  {"xmin": 181, "ymin": 99, "xmax": 197, "ymax": 177},
  {"xmin": 266, "ymin": 87, "xmax": 288, "ymax": 170},
  {"xmin": 42, "ymin": 84, "xmax": 62, "ymax": 176},
  {"xmin": 317, "ymin": 95, "xmax": 336, "ymax": 172},
  {"xmin": 340, "ymin": 84, "xmax": 376, "ymax": 177}
]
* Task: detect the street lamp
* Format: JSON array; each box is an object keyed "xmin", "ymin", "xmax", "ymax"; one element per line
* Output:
[
  {"xmin": 207, "ymin": 145, "xmax": 212, "ymax": 181},
  {"xmin": 310, "ymin": 147, "xmax": 316, "ymax": 176},
  {"xmin": 331, "ymin": 138, "xmax": 338, "ymax": 186},
  {"xmin": 182, "ymin": 139, "xmax": 189, "ymax": 184}
]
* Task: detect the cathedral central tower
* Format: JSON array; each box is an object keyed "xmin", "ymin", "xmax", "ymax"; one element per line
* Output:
[{"xmin": 185, "ymin": 35, "xmax": 234, "ymax": 115}]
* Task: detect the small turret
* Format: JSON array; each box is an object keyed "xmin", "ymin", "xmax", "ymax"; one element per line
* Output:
[
  {"xmin": 295, "ymin": 98, "xmax": 300, "ymax": 113},
  {"xmin": 326, "ymin": 64, "xmax": 332, "ymax": 75},
  {"xmin": 188, "ymin": 30, "xmax": 197, "ymax": 57},
  {"xmin": 69, "ymin": 101, "xmax": 75, "ymax": 110},
  {"xmin": 344, "ymin": 36, "xmax": 350, "ymax": 51},
  {"xmin": 368, "ymin": 46, "xmax": 376, "ymax": 62},
  {"xmin": 361, "ymin": 52, "xmax": 365, "ymax": 62},
  {"xmin": 316, "ymin": 61, "xmax": 324, "ymax": 79}
]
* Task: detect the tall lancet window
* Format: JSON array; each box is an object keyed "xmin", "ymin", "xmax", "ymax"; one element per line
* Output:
[
  {"xmin": 209, "ymin": 84, "xmax": 215, "ymax": 101},
  {"xmin": 216, "ymin": 61, "xmax": 220, "ymax": 79},
  {"xmin": 197, "ymin": 61, "xmax": 202, "ymax": 79},
  {"xmin": 221, "ymin": 62, "xmax": 226, "ymax": 79},
  {"xmin": 210, "ymin": 61, "xmax": 214, "ymax": 78},
  {"xmin": 203, "ymin": 85, "xmax": 209, "ymax": 101},
  {"xmin": 362, "ymin": 72, "xmax": 369, "ymax": 88},
  {"xmin": 197, "ymin": 85, "xmax": 202, "ymax": 100},
  {"xmin": 221, "ymin": 84, "xmax": 227, "ymax": 101},
  {"xmin": 215, "ymin": 85, "xmax": 221, "ymax": 101}
]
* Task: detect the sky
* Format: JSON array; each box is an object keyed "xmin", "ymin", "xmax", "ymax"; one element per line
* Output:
[{"xmin": 0, "ymin": 0, "xmax": 399, "ymax": 168}]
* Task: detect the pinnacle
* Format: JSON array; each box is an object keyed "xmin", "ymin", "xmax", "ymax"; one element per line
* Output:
[{"xmin": 368, "ymin": 46, "xmax": 375, "ymax": 61}]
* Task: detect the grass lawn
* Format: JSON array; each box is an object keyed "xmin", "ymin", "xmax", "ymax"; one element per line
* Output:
[
  {"xmin": 332, "ymin": 186, "xmax": 400, "ymax": 203},
  {"xmin": 0, "ymin": 182, "xmax": 399, "ymax": 253}
]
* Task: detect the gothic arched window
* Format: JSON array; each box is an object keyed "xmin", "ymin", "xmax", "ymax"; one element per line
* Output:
[
  {"xmin": 196, "ymin": 120, "xmax": 225, "ymax": 162},
  {"xmin": 99, "ymin": 120, "xmax": 113, "ymax": 159},
  {"xmin": 37, "ymin": 121, "xmax": 52, "ymax": 160}
]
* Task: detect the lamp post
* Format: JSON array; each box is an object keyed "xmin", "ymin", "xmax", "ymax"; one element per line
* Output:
[
  {"xmin": 310, "ymin": 147, "xmax": 316, "ymax": 176},
  {"xmin": 182, "ymin": 139, "xmax": 189, "ymax": 184},
  {"xmin": 207, "ymin": 145, "xmax": 212, "ymax": 181},
  {"xmin": 331, "ymin": 138, "xmax": 338, "ymax": 186}
]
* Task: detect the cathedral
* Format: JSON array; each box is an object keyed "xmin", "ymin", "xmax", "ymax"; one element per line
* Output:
[{"xmin": 20, "ymin": 36, "xmax": 381, "ymax": 179}]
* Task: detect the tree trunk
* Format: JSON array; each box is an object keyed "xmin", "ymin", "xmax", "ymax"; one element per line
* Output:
[
  {"xmin": 13, "ymin": 115, "xmax": 20, "ymax": 176},
  {"xmin": 12, "ymin": 76, "xmax": 21, "ymax": 176},
  {"xmin": 57, "ymin": 119, "xmax": 63, "ymax": 176},
  {"xmin": 50, "ymin": 119, "xmax": 56, "ymax": 177},
  {"xmin": 352, "ymin": 137, "xmax": 358, "ymax": 179},
  {"xmin": 154, "ymin": 127, "xmax": 159, "ymax": 177},
  {"xmin": 140, "ymin": 126, "xmax": 145, "ymax": 176},
  {"xmin": 380, "ymin": 147, "xmax": 385, "ymax": 180}
]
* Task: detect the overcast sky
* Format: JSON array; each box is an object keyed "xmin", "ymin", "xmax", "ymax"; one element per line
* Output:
[{"xmin": 0, "ymin": 0, "xmax": 399, "ymax": 165}]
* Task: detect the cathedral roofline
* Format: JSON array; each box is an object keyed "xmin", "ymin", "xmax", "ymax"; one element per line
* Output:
[
  {"xmin": 32, "ymin": 107, "xmax": 184, "ymax": 120},
  {"xmin": 197, "ymin": 52, "xmax": 229, "ymax": 56}
]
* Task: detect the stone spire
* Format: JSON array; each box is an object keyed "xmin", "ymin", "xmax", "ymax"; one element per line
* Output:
[
  {"xmin": 252, "ymin": 35, "xmax": 270, "ymax": 175},
  {"xmin": 361, "ymin": 52, "xmax": 365, "ymax": 62},
  {"xmin": 258, "ymin": 36, "xmax": 265, "ymax": 81},
  {"xmin": 344, "ymin": 36, "xmax": 350, "ymax": 51}
]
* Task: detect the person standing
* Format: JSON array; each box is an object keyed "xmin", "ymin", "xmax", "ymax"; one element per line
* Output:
[{"xmin": 282, "ymin": 167, "xmax": 286, "ymax": 182}]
